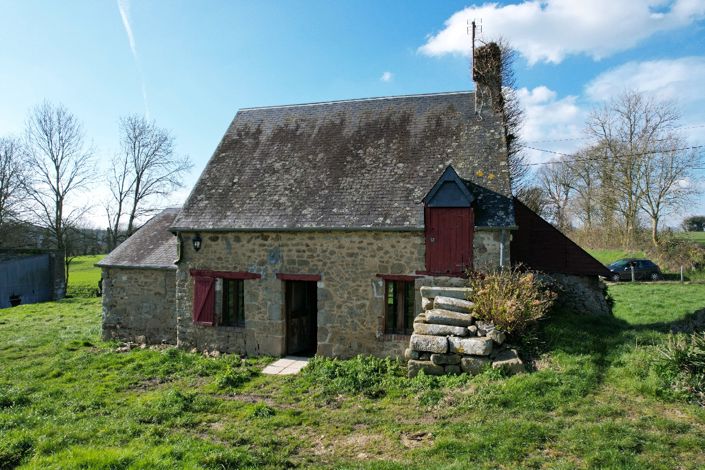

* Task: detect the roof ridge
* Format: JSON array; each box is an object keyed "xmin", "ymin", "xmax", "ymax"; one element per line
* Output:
[{"xmin": 238, "ymin": 90, "xmax": 474, "ymax": 112}]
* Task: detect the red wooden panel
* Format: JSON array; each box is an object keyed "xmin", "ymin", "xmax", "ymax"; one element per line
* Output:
[
  {"xmin": 510, "ymin": 198, "xmax": 612, "ymax": 277},
  {"xmin": 193, "ymin": 276, "xmax": 215, "ymax": 325},
  {"xmin": 425, "ymin": 207, "xmax": 474, "ymax": 274}
]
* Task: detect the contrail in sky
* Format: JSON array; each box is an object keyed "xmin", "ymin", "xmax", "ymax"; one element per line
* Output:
[{"xmin": 117, "ymin": 0, "xmax": 150, "ymax": 118}]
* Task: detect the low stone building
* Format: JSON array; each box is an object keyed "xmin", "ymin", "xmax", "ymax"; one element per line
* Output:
[
  {"xmin": 98, "ymin": 209, "xmax": 179, "ymax": 344},
  {"xmin": 99, "ymin": 43, "xmax": 611, "ymax": 358}
]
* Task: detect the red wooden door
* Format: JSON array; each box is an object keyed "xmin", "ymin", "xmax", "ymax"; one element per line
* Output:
[{"xmin": 425, "ymin": 207, "xmax": 474, "ymax": 274}]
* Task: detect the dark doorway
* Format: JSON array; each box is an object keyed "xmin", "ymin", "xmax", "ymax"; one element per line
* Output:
[{"xmin": 285, "ymin": 280, "xmax": 318, "ymax": 356}]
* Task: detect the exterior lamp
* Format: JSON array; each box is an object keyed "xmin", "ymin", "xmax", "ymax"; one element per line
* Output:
[{"xmin": 192, "ymin": 233, "xmax": 202, "ymax": 251}]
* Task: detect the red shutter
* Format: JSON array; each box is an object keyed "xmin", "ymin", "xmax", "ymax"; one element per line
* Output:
[{"xmin": 193, "ymin": 276, "xmax": 215, "ymax": 325}]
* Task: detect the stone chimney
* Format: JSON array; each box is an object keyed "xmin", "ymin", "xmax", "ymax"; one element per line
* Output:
[{"xmin": 472, "ymin": 42, "xmax": 503, "ymax": 114}]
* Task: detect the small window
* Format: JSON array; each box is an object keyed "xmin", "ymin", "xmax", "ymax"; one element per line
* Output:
[
  {"xmin": 221, "ymin": 279, "xmax": 245, "ymax": 327},
  {"xmin": 385, "ymin": 280, "xmax": 415, "ymax": 335}
]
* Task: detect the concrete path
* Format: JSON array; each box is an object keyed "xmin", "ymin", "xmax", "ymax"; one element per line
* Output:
[{"xmin": 262, "ymin": 356, "xmax": 310, "ymax": 375}]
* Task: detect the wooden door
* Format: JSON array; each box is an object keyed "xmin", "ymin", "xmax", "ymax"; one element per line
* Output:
[
  {"xmin": 285, "ymin": 281, "xmax": 318, "ymax": 356},
  {"xmin": 425, "ymin": 207, "xmax": 474, "ymax": 274}
]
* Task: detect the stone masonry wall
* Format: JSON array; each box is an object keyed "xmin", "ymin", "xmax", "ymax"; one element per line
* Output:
[
  {"xmin": 548, "ymin": 273, "xmax": 611, "ymax": 316},
  {"xmin": 474, "ymin": 230, "xmax": 509, "ymax": 272},
  {"xmin": 101, "ymin": 267, "xmax": 176, "ymax": 344},
  {"xmin": 176, "ymin": 231, "xmax": 424, "ymax": 358},
  {"xmin": 176, "ymin": 230, "xmax": 506, "ymax": 358}
]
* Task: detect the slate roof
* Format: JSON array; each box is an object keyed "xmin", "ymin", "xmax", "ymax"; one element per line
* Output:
[
  {"xmin": 172, "ymin": 91, "xmax": 515, "ymax": 232},
  {"xmin": 97, "ymin": 209, "xmax": 179, "ymax": 270}
]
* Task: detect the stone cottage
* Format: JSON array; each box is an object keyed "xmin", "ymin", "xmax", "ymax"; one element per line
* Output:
[{"xmin": 99, "ymin": 45, "xmax": 610, "ymax": 358}]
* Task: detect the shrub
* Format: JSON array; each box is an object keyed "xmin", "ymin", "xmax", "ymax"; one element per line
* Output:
[
  {"xmin": 648, "ymin": 237, "xmax": 705, "ymax": 272},
  {"xmin": 468, "ymin": 267, "xmax": 556, "ymax": 335},
  {"xmin": 656, "ymin": 332, "xmax": 705, "ymax": 406}
]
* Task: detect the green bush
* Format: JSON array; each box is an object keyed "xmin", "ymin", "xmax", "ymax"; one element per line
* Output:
[
  {"xmin": 656, "ymin": 332, "xmax": 705, "ymax": 406},
  {"xmin": 468, "ymin": 267, "xmax": 556, "ymax": 335},
  {"xmin": 648, "ymin": 237, "xmax": 705, "ymax": 272}
]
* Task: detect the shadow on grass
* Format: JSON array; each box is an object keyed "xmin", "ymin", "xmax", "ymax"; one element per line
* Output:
[{"xmin": 536, "ymin": 304, "xmax": 704, "ymax": 387}]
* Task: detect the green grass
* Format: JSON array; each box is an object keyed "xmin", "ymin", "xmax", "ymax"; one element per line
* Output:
[
  {"xmin": 610, "ymin": 283, "xmax": 705, "ymax": 325},
  {"xmin": 1, "ymin": 284, "xmax": 705, "ymax": 468},
  {"xmin": 66, "ymin": 254, "xmax": 105, "ymax": 297},
  {"xmin": 678, "ymin": 231, "xmax": 705, "ymax": 246},
  {"xmin": 586, "ymin": 248, "xmax": 646, "ymax": 266}
]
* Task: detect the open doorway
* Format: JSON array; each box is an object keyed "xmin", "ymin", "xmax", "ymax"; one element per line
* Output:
[{"xmin": 284, "ymin": 280, "xmax": 317, "ymax": 356}]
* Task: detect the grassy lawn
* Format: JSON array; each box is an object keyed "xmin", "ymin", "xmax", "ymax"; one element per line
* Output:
[
  {"xmin": 586, "ymin": 248, "xmax": 646, "ymax": 266},
  {"xmin": 678, "ymin": 231, "xmax": 705, "ymax": 246},
  {"xmin": 66, "ymin": 255, "xmax": 105, "ymax": 297},
  {"xmin": 1, "ymin": 284, "xmax": 705, "ymax": 468}
]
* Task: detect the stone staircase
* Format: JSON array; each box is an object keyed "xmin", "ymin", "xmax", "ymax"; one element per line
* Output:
[{"xmin": 405, "ymin": 286, "xmax": 524, "ymax": 377}]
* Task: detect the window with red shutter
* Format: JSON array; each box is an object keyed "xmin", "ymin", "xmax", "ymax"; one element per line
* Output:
[{"xmin": 193, "ymin": 276, "xmax": 215, "ymax": 325}]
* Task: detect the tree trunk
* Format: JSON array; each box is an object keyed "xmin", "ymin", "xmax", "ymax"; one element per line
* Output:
[{"xmin": 651, "ymin": 216, "xmax": 659, "ymax": 246}]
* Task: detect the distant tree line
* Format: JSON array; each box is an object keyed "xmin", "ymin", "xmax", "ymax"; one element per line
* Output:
[
  {"xmin": 516, "ymin": 90, "xmax": 703, "ymax": 248},
  {"xmin": 683, "ymin": 216, "xmax": 705, "ymax": 232},
  {"xmin": 0, "ymin": 101, "xmax": 192, "ymax": 281}
]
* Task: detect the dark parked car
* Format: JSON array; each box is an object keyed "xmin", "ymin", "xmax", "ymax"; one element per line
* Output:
[{"xmin": 606, "ymin": 258, "xmax": 662, "ymax": 282}]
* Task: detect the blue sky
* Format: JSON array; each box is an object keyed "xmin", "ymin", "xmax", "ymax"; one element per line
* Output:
[{"xmin": 1, "ymin": 0, "xmax": 704, "ymax": 226}]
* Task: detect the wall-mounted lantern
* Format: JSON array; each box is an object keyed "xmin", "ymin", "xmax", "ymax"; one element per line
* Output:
[{"xmin": 192, "ymin": 233, "xmax": 202, "ymax": 251}]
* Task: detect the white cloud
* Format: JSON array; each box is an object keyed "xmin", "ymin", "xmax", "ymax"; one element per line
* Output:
[
  {"xmin": 380, "ymin": 71, "xmax": 394, "ymax": 82},
  {"xmin": 585, "ymin": 56, "xmax": 705, "ymax": 144},
  {"xmin": 516, "ymin": 86, "xmax": 585, "ymax": 162},
  {"xmin": 420, "ymin": 0, "xmax": 705, "ymax": 65}
]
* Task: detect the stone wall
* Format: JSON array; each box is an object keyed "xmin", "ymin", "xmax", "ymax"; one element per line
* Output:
[
  {"xmin": 101, "ymin": 267, "xmax": 177, "ymax": 344},
  {"xmin": 474, "ymin": 229, "xmax": 509, "ymax": 272},
  {"xmin": 548, "ymin": 273, "xmax": 611, "ymax": 316},
  {"xmin": 175, "ymin": 230, "xmax": 506, "ymax": 358},
  {"xmin": 406, "ymin": 286, "xmax": 524, "ymax": 377}
]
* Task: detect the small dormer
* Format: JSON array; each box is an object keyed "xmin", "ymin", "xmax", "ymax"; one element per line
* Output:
[{"xmin": 422, "ymin": 166, "xmax": 475, "ymax": 275}]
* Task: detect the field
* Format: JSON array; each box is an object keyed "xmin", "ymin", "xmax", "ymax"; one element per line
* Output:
[
  {"xmin": 586, "ymin": 248, "xmax": 646, "ymax": 266},
  {"xmin": 66, "ymin": 255, "xmax": 105, "ymax": 297},
  {"xmin": 2, "ymin": 270, "xmax": 705, "ymax": 468},
  {"xmin": 678, "ymin": 231, "xmax": 705, "ymax": 245}
]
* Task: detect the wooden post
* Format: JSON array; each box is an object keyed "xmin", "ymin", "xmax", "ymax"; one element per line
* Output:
[
  {"xmin": 630, "ymin": 265, "xmax": 635, "ymax": 282},
  {"xmin": 681, "ymin": 266, "xmax": 684, "ymax": 283}
]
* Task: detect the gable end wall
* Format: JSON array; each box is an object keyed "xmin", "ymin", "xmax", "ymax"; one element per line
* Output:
[{"xmin": 101, "ymin": 267, "xmax": 176, "ymax": 344}]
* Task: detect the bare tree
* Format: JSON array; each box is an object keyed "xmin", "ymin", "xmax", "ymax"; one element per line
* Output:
[
  {"xmin": 0, "ymin": 137, "xmax": 27, "ymax": 227},
  {"xmin": 516, "ymin": 185, "xmax": 548, "ymax": 217},
  {"xmin": 104, "ymin": 151, "xmax": 134, "ymax": 250},
  {"xmin": 565, "ymin": 148, "xmax": 602, "ymax": 230},
  {"xmin": 640, "ymin": 136, "xmax": 702, "ymax": 245},
  {"xmin": 538, "ymin": 161, "xmax": 573, "ymax": 230},
  {"xmin": 586, "ymin": 91, "xmax": 679, "ymax": 245},
  {"xmin": 117, "ymin": 115, "xmax": 192, "ymax": 236},
  {"xmin": 24, "ymin": 102, "xmax": 94, "ymax": 252}
]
